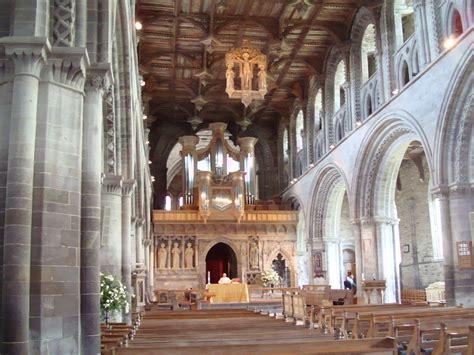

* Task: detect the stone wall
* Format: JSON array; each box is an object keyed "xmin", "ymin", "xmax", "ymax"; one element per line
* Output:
[{"xmin": 396, "ymin": 156, "xmax": 443, "ymax": 289}]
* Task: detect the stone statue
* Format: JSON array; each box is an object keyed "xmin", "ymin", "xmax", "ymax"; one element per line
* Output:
[
  {"xmin": 184, "ymin": 242, "xmax": 194, "ymax": 269},
  {"xmin": 249, "ymin": 240, "xmax": 258, "ymax": 269},
  {"xmin": 226, "ymin": 63, "xmax": 235, "ymax": 93},
  {"xmin": 158, "ymin": 243, "xmax": 167, "ymax": 269},
  {"xmin": 258, "ymin": 61, "xmax": 267, "ymax": 92},
  {"xmin": 171, "ymin": 242, "xmax": 180, "ymax": 269}
]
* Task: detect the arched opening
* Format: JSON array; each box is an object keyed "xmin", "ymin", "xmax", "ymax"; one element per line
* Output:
[
  {"xmin": 451, "ymin": 10, "xmax": 463, "ymax": 38},
  {"xmin": 283, "ymin": 128, "xmax": 289, "ymax": 162},
  {"xmin": 395, "ymin": 142, "xmax": 443, "ymax": 290},
  {"xmin": 401, "ymin": 60, "xmax": 410, "ymax": 87},
  {"xmin": 366, "ymin": 94, "xmax": 373, "ymax": 117},
  {"xmin": 206, "ymin": 242, "xmax": 238, "ymax": 283},
  {"xmin": 325, "ymin": 187, "xmax": 354, "ymax": 289},
  {"xmin": 272, "ymin": 253, "xmax": 291, "ymax": 287},
  {"xmin": 361, "ymin": 24, "xmax": 377, "ymax": 83},
  {"xmin": 164, "ymin": 195, "xmax": 172, "ymax": 211},
  {"xmin": 371, "ymin": 133, "xmax": 444, "ymax": 302},
  {"xmin": 394, "ymin": 0, "xmax": 415, "ymax": 49},
  {"xmin": 296, "ymin": 209, "xmax": 309, "ymax": 286},
  {"xmin": 334, "ymin": 60, "xmax": 346, "ymax": 112},
  {"xmin": 295, "ymin": 110, "xmax": 304, "ymax": 152},
  {"xmin": 314, "ymin": 89, "xmax": 323, "ymax": 131}
]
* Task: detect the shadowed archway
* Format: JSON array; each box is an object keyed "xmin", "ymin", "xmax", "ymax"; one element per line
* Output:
[{"xmin": 205, "ymin": 243, "xmax": 238, "ymax": 284}]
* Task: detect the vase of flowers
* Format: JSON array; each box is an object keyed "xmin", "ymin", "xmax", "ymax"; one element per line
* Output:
[
  {"xmin": 100, "ymin": 273, "xmax": 130, "ymax": 324},
  {"xmin": 260, "ymin": 269, "xmax": 281, "ymax": 288}
]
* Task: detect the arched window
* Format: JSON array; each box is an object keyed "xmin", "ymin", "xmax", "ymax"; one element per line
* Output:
[
  {"xmin": 334, "ymin": 60, "xmax": 346, "ymax": 111},
  {"xmin": 366, "ymin": 94, "xmax": 373, "ymax": 117},
  {"xmin": 314, "ymin": 89, "xmax": 323, "ymax": 130},
  {"xmin": 361, "ymin": 24, "xmax": 377, "ymax": 84},
  {"xmin": 394, "ymin": 0, "xmax": 414, "ymax": 49},
  {"xmin": 401, "ymin": 60, "xmax": 410, "ymax": 87},
  {"xmin": 283, "ymin": 128, "xmax": 289, "ymax": 162},
  {"xmin": 451, "ymin": 9, "xmax": 463, "ymax": 38},
  {"xmin": 295, "ymin": 110, "xmax": 304, "ymax": 151},
  {"xmin": 165, "ymin": 195, "xmax": 172, "ymax": 211}
]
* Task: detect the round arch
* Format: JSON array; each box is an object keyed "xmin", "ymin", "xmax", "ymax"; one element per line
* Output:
[{"xmin": 198, "ymin": 237, "xmax": 242, "ymax": 284}]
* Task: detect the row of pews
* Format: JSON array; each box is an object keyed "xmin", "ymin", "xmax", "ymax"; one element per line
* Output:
[
  {"xmin": 100, "ymin": 289, "xmax": 473, "ymax": 354},
  {"xmin": 101, "ymin": 312, "xmax": 143, "ymax": 353},
  {"xmin": 283, "ymin": 290, "xmax": 474, "ymax": 354}
]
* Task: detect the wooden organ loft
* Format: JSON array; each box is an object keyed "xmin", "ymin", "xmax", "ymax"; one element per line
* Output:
[{"xmin": 152, "ymin": 123, "xmax": 298, "ymax": 290}]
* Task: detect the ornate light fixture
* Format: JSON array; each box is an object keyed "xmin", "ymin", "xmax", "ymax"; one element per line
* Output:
[{"xmin": 225, "ymin": 41, "xmax": 268, "ymax": 107}]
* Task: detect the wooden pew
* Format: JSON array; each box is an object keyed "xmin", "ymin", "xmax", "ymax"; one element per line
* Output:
[
  {"xmin": 430, "ymin": 323, "xmax": 474, "ymax": 355},
  {"xmin": 351, "ymin": 306, "xmax": 471, "ymax": 339},
  {"xmin": 110, "ymin": 337, "xmax": 397, "ymax": 354},
  {"xmin": 322, "ymin": 303, "xmax": 421, "ymax": 335},
  {"xmin": 399, "ymin": 318, "xmax": 474, "ymax": 354}
]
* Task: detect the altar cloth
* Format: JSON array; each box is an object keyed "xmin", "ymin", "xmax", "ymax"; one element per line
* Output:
[{"xmin": 207, "ymin": 283, "xmax": 249, "ymax": 303}]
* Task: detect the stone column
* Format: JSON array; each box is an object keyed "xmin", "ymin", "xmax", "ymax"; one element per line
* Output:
[
  {"xmin": 122, "ymin": 179, "xmax": 136, "ymax": 323},
  {"xmin": 136, "ymin": 218, "xmax": 145, "ymax": 265},
  {"xmin": 101, "ymin": 175, "xmax": 123, "ymax": 277},
  {"xmin": 0, "ymin": 38, "xmax": 47, "ymax": 354},
  {"xmin": 413, "ymin": 0, "xmax": 431, "ymax": 67},
  {"xmin": 351, "ymin": 219, "xmax": 365, "ymax": 301},
  {"xmin": 446, "ymin": 186, "xmax": 474, "ymax": 306},
  {"xmin": 359, "ymin": 217, "xmax": 379, "ymax": 280},
  {"xmin": 375, "ymin": 217, "xmax": 401, "ymax": 303},
  {"xmin": 148, "ymin": 240, "xmax": 155, "ymax": 298},
  {"xmin": 81, "ymin": 63, "xmax": 112, "ymax": 355},
  {"xmin": 143, "ymin": 240, "xmax": 150, "ymax": 300},
  {"xmin": 324, "ymin": 239, "xmax": 342, "ymax": 289},
  {"xmin": 432, "ymin": 187, "xmax": 455, "ymax": 305}
]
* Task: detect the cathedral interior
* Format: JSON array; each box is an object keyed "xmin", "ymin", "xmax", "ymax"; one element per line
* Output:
[{"xmin": 0, "ymin": 0, "xmax": 472, "ymax": 354}]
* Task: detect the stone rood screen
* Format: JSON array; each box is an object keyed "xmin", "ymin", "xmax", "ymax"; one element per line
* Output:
[{"xmin": 178, "ymin": 122, "xmax": 258, "ymax": 222}]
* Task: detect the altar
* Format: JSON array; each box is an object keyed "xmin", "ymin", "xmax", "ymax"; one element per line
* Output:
[{"xmin": 207, "ymin": 283, "xmax": 249, "ymax": 303}]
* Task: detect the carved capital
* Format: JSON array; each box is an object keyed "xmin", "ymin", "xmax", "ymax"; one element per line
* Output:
[
  {"xmin": 373, "ymin": 216, "xmax": 400, "ymax": 226},
  {"xmin": 44, "ymin": 47, "xmax": 88, "ymax": 90},
  {"xmin": 122, "ymin": 179, "xmax": 136, "ymax": 196},
  {"xmin": 0, "ymin": 37, "xmax": 50, "ymax": 77},
  {"xmin": 0, "ymin": 60, "xmax": 14, "ymax": 85},
  {"xmin": 102, "ymin": 174, "xmax": 123, "ymax": 195},
  {"xmin": 85, "ymin": 62, "xmax": 113, "ymax": 95}
]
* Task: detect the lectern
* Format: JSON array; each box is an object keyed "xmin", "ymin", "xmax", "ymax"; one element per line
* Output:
[{"xmin": 362, "ymin": 280, "xmax": 386, "ymax": 304}]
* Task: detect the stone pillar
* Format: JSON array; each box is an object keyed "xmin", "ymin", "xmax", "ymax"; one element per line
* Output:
[
  {"xmin": 413, "ymin": 0, "xmax": 431, "ymax": 67},
  {"xmin": 136, "ymin": 218, "xmax": 145, "ymax": 265},
  {"xmin": 432, "ymin": 187, "xmax": 455, "ymax": 305},
  {"xmin": 351, "ymin": 219, "xmax": 365, "ymax": 301},
  {"xmin": 447, "ymin": 186, "xmax": 474, "ymax": 306},
  {"xmin": 148, "ymin": 240, "xmax": 155, "ymax": 298},
  {"xmin": 375, "ymin": 217, "xmax": 401, "ymax": 303},
  {"xmin": 101, "ymin": 175, "xmax": 123, "ymax": 277},
  {"xmin": 325, "ymin": 239, "xmax": 342, "ymax": 289},
  {"xmin": 143, "ymin": 240, "xmax": 150, "ymax": 300},
  {"xmin": 121, "ymin": 179, "xmax": 136, "ymax": 323},
  {"xmin": 359, "ymin": 217, "xmax": 379, "ymax": 280},
  {"xmin": 0, "ymin": 38, "xmax": 47, "ymax": 354},
  {"xmin": 81, "ymin": 63, "xmax": 111, "ymax": 355},
  {"xmin": 178, "ymin": 136, "xmax": 199, "ymax": 206}
]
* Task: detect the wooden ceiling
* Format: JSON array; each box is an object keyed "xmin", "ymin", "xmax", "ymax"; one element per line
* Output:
[{"xmin": 138, "ymin": 0, "xmax": 363, "ymax": 131}]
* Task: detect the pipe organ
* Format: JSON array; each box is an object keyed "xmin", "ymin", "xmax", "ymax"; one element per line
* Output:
[{"xmin": 178, "ymin": 123, "xmax": 258, "ymax": 222}]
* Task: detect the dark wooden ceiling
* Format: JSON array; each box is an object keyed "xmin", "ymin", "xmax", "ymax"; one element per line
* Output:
[{"xmin": 138, "ymin": 0, "xmax": 363, "ymax": 131}]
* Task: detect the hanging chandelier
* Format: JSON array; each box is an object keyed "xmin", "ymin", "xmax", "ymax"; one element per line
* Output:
[{"xmin": 225, "ymin": 41, "xmax": 267, "ymax": 107}]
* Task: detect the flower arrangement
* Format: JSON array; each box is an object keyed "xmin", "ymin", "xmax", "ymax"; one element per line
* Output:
[
  {"xmin": 260, "ymin": 269, "xmax": 281, "ymax": 287},
  {"xmin": 100, "ymin": 273, "xmax": 130, "ymax": 322}
]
